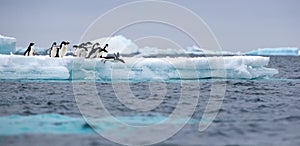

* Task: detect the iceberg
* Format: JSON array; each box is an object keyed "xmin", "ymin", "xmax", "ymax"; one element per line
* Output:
[
  {"xmin": 0, "ymin": 54, "xmax": 277, "ymax": 80},
  {"xmin": 0, "ymin": 34, "xmax": 16, "ymax": 54},
  {"xmin": 246, "ymin": 47, "xmax": 299, "ymax": 56},
  {"xmin": 0, "ymin": 55, "xmax": 70, "ymax": 80}
]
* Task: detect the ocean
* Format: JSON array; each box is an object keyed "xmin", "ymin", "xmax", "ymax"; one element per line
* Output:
[{"xmin": 0, "ymin": 56, "xmax": 300, "ymax": 146}]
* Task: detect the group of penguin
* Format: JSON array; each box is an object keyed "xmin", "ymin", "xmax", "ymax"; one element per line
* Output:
[{"xmin": 23, "ymin": 41, "xmax": 125, "ymax": 63}]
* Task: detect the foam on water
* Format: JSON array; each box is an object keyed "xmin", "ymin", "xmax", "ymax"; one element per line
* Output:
[{"xmin": 0, "ymin": 55, "xmax": 277, "ymax": 80}]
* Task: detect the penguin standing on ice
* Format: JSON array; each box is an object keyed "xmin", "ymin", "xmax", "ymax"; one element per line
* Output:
[
  {"xmin": 24, "ymin": 42, "xmax": 35, "ymax": 56},
  {"xmin": 85, "ymin": 42, "xmax": 93, "ymax": 57},
  {"xmin": 49, "ymin": 42, "xmax": 58, "ymax": 57},
  {"xmin": 59, "ymin": 41, "xmax": 70, "ymax": 58},
  {"xmin": 55, "ymin": 42, "xmax": 62, "ymax": 57},
  {"xmin": 73, "ymin": 42, "xmax": 89, "ymax": 57}
]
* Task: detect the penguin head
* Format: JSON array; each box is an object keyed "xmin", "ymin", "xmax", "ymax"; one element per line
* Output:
[
  {"xmin": 105, "ymin": 44, "xmax": 109, "ymax": 47},
  {"xmin": 79, "ymin": 42, "xmax": 86, "ymax": 46},
  {"xmin": 92, "ymin": 42, "xmax": 100, "ymax": 48},
  {"xmin": 30, "ymin": 42, "xmax": 35, "ymax": 46},
  {"xmin": 59, "ymin": 41, "xmax": 65, "ymax": 47},
  {"xmin": 53, "ymin": 42, "xmax": 57, "ymax": 45},
  {"xmin": 86, "ymin": 42, "xmax": 93, "ymax": 45}
]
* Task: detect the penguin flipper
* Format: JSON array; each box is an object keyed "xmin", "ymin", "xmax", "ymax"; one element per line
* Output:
[
  {"xmin": 24, "ymin": 50, "xmax": 29, "ymax": 56},
  {"xmin": 119, "ymin": 59, "xmax": 125, "ymax": 63}
]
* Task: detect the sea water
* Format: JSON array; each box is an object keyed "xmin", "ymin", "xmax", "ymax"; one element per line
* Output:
[{"xmin": 0, "ymin": 56, "xmax": 300, "ymax": 146}]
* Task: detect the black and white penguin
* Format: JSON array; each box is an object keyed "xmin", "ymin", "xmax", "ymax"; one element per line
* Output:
[
  {"xmin": 24, "ymin": 42, "xmax": 35, "ymax": 56},
  {"xmin": 97, "ymin": 44, "xmax": 109, "ymax": 58},
  {"xmin": 49, "ymin": 42, "xmax": 59, "ymax": 58},
  {"xmin": 102, "ymin": 52, "xmax": 125, "ymax": 63},
  {"xmin": 86, "ymin": 42, "xmax": 101, "ymax": 58},
  {"xmin": 113, "ymin": 52, "xmax": 125, "ymax": 63},
  {"xmin": 85, "ymin": 42, "xmax": 95, "ymax": 57},
  {"xmin": 55, "ymin": 42, "xmax": 62, "ymax": 57},
  {"xmin": 59, "ymin": 41, "xmax": 70, "ymax": 58},
  {"xmin": 73, "ymin": 42, "xmax": 89, "ymax": 57}
]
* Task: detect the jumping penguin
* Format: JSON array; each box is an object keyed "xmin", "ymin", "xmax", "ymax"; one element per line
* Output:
[
  {"xmin": 97, "ymin": 44, "xmax": 109, "ymax": 58},
  {"xmin": 102, "ymin": 52, "xmax": 125, "ymax": 63},
  {"xmin": 113, "ymin": 52, "xmax": 125, "ymax": 63}
]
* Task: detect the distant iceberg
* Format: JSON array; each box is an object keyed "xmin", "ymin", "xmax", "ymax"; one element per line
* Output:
[
  {"xmin": 0, "ymin": 34, "xmax": 16, "ymax": 54},
  {"xmin": 246, "ymin": 47, "xmax": 299, "ymax": 56},
  {"xmin": 184, "ymin": 46, "xmax": 242, "ymax": 56}
]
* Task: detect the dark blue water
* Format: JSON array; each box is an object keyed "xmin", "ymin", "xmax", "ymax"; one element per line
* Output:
[{"xmin": 0, "ymin": 56, "xmax": 300, "ymax": 146}]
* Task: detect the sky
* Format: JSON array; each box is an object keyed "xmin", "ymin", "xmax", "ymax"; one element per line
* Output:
[{"xmin": 0, "ymin": 0, "xmax": 299, "ymax": 52}]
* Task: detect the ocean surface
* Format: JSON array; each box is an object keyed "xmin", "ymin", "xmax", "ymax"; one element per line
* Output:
[{"xmin": 0, "ymin": 56, "xmax": 300, "ymax": 146}]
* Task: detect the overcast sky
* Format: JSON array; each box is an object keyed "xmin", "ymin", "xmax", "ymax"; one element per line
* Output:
[{"xmin": 0, "ymin": 0, "xmax": 299, "ymax": 52}]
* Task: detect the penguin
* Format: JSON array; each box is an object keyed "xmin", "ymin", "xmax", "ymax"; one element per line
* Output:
[
  {"xmin": 49, "ymin": 42, "xmax": 59, "ymax": 58},
  {"xmin": 86, "ymin": 42, "xmax": 101, "ymax": 58},
  {"xmin": 86, "ymin": 42, "xmax": 93, "ymax": 46},
  {"xmin": 113, "ymin": 52, "xmax": 125, "ymax": 63},
  {"xmin": 86, "ymin": 43, "xmax": 109, "ymax": 58},
  {"xmin": 55, "ymin": 42, "xmax": 63, "ymax": 57},
  {"xmin": 73, "ymin": 42, "xmax": 88, "ymax": 57},
  {"xmin": 58, "ymin": 41, "xmax": 70, "ymax": 58},
  {"xmin": 85, "ymin": 42, "xmax": 94, "ymax": 57},
  {"xmin": 59, "ymin": 41, "xmax": 70, "ymax": 58},
  {"xmin": 102, "ymin": 52, "xmax": 125, "ymax": 63},
  {"xmin": 73, "ymin": 44, "xmax": 80, "ymax": 57},
  {"xmin": 97, "ymin": 44, "xmax": 109, "ymax": 58},
  {"xmin": 24, "ymin": 42, "xmax": 35, "ymax": 56}
]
